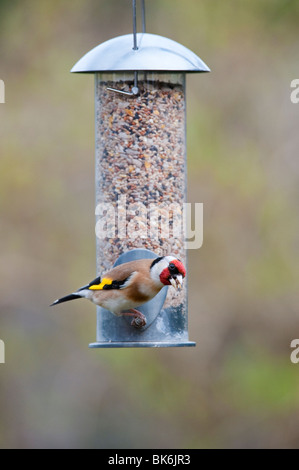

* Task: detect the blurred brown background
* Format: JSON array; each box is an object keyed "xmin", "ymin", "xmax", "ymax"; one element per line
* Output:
[{"xmin": 0, "ymin": 0, "xmax": 299, "ymax": 448}]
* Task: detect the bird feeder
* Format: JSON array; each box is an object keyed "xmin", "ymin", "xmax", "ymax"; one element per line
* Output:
[{"xmin": 71, "ymin": 0, "xmax": 209, "ymax": 348}]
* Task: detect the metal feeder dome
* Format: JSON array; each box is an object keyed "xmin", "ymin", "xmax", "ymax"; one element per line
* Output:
[
  {"xmin": 71, "ymin": 32, "xmax": 210, "ymax": 74},
  {"xmin": 71, "ymin": 1, "xmax": 209, "ymax": 348}
]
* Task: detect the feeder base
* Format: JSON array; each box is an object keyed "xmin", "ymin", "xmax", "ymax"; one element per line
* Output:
[{"xmin": 89, "ymin": 341, "xmax": 196, "ymax": 348}]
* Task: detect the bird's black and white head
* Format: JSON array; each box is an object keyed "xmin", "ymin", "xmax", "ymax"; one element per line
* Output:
[{"xmin": 150, "ymin": 256, "xmax": 186, "ymax": 290}]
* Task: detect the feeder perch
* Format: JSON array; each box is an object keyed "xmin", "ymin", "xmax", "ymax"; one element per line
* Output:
[{"xmin": 71, "ymin": 0, "xmax": 210, "ymax": 348}]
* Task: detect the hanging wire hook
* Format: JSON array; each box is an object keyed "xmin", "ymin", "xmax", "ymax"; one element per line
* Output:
[
  {"xmin": 141, "ymin": 0, "xmax": 146, "ymax": 33},
  {"xmin": 133, "ymin": 0, "xmax": 138, "ymax": 50},
  {"xmin": 107, "ymin": 0, "xmax": 146, "ymax": 97}
]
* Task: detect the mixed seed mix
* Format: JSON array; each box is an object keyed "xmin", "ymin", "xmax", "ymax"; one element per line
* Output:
[{"xmin": 95, "ymin": 75, "xmax": 186, "ymax": 310}]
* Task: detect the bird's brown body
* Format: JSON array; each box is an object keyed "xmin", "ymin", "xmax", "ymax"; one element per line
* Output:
[
  {"xmin": 51, "ymin": 256, "xmax": 186, "ymax": 328},
  {"xmin": 87, "ymin": 259, "xmax": 161, "ymax": 315}
]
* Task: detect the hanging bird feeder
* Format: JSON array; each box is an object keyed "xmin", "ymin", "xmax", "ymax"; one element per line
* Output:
[{"xmin": 71, "ymin": 0, "xmax": 210, "ymax": 348}]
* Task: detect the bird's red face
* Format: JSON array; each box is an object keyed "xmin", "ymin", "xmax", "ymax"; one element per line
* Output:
[{"xmin": 159, "ymin": 259, "xmax": 186, "ymax": 290}]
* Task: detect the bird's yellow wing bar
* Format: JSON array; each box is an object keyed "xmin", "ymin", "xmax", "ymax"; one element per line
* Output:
[{"xmin": 89, "ymin": 278, "xmax": 113, "ymax": 290}]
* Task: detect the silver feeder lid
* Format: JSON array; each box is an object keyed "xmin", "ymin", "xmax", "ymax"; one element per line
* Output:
[{"xmin": 71, "ymin": 32, "xmax": 210, "ymax": 73}]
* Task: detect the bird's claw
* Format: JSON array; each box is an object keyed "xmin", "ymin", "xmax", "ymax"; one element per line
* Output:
[{"xmin": 131, "ymin": 316, "xmax": 147, "ymax": 329}]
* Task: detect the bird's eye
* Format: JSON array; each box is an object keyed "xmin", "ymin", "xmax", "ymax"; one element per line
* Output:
[{"xmin": 169, "ymin": 263, "xmax": 176, "ymax": 272}]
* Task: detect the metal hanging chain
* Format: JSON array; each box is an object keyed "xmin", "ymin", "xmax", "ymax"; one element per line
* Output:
[{"xmin": 107, "ymin": 0, "xmax": 146, "ymax": 97}]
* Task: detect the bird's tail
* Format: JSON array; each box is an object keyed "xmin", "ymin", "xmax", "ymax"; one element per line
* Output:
[{"xmin": 50, "ymin": 293, "xmax": 82, "ymax": 307}]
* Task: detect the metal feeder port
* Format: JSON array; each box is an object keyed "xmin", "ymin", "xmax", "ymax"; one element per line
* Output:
[{"xmin": 71, "ymin": 0, "xmax": 210, "ymax": 348}]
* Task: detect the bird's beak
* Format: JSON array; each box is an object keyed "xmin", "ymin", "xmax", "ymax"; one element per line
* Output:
[{"xmin": 169, "ymin": 274, "xmax": 184, "ymax": 290}]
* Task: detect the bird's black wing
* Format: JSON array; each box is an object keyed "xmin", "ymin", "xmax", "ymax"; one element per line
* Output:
[{"xmin": 82, "ymin": 274, "xmax": 129, "ymax": 291}]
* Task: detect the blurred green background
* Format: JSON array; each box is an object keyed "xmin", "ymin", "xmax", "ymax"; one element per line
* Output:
[{"xmin": 1, "ymin": 0, "xmax": 299, "ymax": 449}]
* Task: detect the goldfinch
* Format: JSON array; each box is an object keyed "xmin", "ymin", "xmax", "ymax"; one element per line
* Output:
[{"xmin": 51, "ymin": 256, "xmax": 186, "ymax": 328}]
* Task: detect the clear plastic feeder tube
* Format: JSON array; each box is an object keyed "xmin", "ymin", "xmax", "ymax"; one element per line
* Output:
[{"xmin": 93, "ymin": 72, "xmax": 193, "ymax": 346}]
